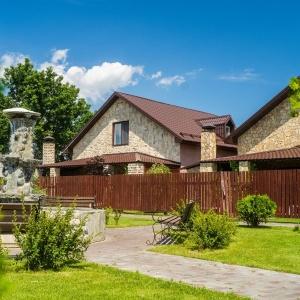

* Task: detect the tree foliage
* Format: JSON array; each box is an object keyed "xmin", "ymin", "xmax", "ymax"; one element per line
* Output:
[
  {"xmin": 1, "ymin": 58, "xmax": 93, "ymax": 159},
  {"xmin": 289, "ymin": 77, "xmax": 300, "ymax": 116},
  {"xmin": 0, "ymin": 83, "xmax": 12, "ymax": 154}
]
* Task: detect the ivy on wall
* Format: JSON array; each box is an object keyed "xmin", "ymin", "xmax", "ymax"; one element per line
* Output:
[{"xmin": 289, "ymin": 77, "xmax": 300, "ymax": 116}]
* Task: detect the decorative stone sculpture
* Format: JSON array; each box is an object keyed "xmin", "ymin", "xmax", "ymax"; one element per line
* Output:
[{"xmin": 0, "ymin": 108, "xmax": 41, "ymax": 202}]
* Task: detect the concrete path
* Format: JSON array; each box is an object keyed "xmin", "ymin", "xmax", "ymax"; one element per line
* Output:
[{"xmin": 86, "ymin": 226, "xmax": 300, "ymax": 300}]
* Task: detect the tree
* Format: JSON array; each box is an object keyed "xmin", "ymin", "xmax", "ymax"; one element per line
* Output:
[
  {"xmin": 289, "ymin": 77, "xmax": 300, "ymax": 116},
  {"xmin": 0, "ymin": 82, "xmax": 12, "ymax": 154},
  {"xmin": 1, "ymin": 58, "xmax": 93, "ymax": 159}
]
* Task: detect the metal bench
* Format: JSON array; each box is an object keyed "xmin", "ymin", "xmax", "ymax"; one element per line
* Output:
[
  {"xmin": 42, "ymin": 196, "xmax": 96, "ymax": 208},
  {"xmin": 147, "ymin": 200, "xmax": 195, "ymax": 245}
]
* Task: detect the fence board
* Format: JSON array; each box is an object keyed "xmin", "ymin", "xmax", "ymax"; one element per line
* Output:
[{"xmin": 39, "ymin": 169, "xmax": 300, "ymax": 217}]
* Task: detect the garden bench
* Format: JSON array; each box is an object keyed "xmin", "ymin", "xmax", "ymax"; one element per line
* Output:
[
  {"xmin": 42, "ymin": 196, "xmax": 96, "ymax": 208},
  {"xmin": 147, "ymin": 200, "xmax": 195, "ymax": 245}
]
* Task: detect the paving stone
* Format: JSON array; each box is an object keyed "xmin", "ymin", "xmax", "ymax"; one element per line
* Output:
[{"xmin": 86, "ymin": 226, "xmax": 300, "ymax": 300}]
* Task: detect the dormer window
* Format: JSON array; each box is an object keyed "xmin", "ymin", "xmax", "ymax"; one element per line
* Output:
[
  {"xmin": 113, "ymin": 121, "xmax": 129, "ymax": 146},
  {"xmin": 225, "ymin": 125, "xmax": 231, "ymax": 137}
]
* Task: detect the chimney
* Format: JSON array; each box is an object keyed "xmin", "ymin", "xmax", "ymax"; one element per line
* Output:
[
  {"xmin": 200, "ymin": 124, "xmax": 217, "ymax": 172},
  {"xmin": 43, "ymin": 136, "xmax": 57, "ymax": 177}
]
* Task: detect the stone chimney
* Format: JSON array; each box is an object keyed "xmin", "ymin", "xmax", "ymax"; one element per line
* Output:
[
  {"xmin": 200, "ymin": 124, "xmax": 217, "ymax": 172},
  {"xmin": 43, "ymin": 136, "xmax": 57, "ymax": 177}
]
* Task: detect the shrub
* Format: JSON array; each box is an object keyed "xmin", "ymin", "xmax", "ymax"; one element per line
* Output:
[
  {"xmin": 105, "ymin": 207, "xmax": 113, "ymax": 225},
  {"xmin": 113, "ymin": 209, "xmax": 122, "ymax": 225},
  {"xmin": 0, "ymin": 213, "xmax": 8, "ymax": 296},
  {"xmin": 185, "ymin": 210, "xmax": 236, "ymax": 250},
  {"xmin": 172, "ymin": 199, "xmax": 198, "ymax": 230},
  {"xmin": 31, "ymin": 176, "xmax": 47, "ymax": 195},
  {"xmin": 147, "ymin": 163, "xmax": 171, "ymax": 174},
  {"xmin": 13, "ymin": 205, "xmax": 91, "ymax": 270},
  {"xmin": 237, "ymin": 194, "xmax": 277, "ymax": 227}
]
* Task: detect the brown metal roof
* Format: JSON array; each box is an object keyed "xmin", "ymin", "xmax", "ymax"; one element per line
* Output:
[
  {"xmin": 184, "ymin": 147, "xmax": 300, "ymax": 168},
  {"xmin": 40, "ymin": 152, "xmax": 181, "ymax": 168},
  {"xmin": 229, "ymin": 85, "xmax": 290, "ymax": 143},
  {"xmin": 198, "ymin": 115, "xmax": 233, "ymax": 126},
  {"xmin": 65, "ymin": 92, "xmax": 236, "ymax": 151}
]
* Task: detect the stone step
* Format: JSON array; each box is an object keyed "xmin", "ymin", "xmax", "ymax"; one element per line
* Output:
[
  {"xmin": 0, "ymin": 222, "xmax": 25, "ymax": 233},
  {"xmin": 1, "ymin": 215, "xmax": 25, "ymax": 222}
]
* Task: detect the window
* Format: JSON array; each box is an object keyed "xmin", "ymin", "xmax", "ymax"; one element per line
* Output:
[
  {"xmin": 113, "ymin": 121, "xmax": 129, "ymax": 146},
  {"xmin": 225, "ymin": 125, "xmax": 231, "ymax": 137}
]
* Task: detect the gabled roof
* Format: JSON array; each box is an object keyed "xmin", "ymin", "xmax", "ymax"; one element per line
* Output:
[
  {"xmin": 65, "ymin": 92, "xmax": 236, "ymax": 151},
  {"xmin": 40, "ymin": 152, "xmax": 180, "ymax": 168},
  {"xmin": 197, "ymin": 115, "xmax": 234, "ymax": 127},
  {"xmin": 229, "ymin": 85, "xmax": 290, "ymax": 143}
]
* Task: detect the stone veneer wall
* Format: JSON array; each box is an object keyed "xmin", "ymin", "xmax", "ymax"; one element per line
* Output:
[
  {"xmin": 127, "ymin": 163, "xmax": 145, "ymax": 174},
  {"xmin": 43, "ymin": 140, "xmax": 56, "ymax": 177},
  {"xmin": 200, "ymin": 131, "xmax": 217, "ymax": 160},
  {"xmin": 72, "ymin": 98, "xmax": 180, "ymax": 162},
  {"xmin": 238, "ymin": 98, "xmax": 300, "ymax": 155},
  {"xmin": 200, "ymin": 129, "xmax": 217, "ymax": 172}
]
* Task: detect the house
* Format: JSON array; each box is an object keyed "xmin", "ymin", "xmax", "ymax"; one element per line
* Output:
[
  {"xmin": 41, "ymin": 92, "xmax": 237, "ymax": 175},
  {"xmin": 185, "ymin": 82, "xmax": 300, "ymax": 171}
]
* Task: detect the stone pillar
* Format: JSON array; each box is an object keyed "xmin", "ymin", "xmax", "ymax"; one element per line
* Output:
[
  {"xmin": 43, "ymin": 136, "xmax": 56, "ymax": 177},
  {"xmin": 239, "ymin": 161, "xmax": 250, "ymax": 172},
  {"xmin": 127, "ymin": 163, "xmax": 145, "ymax": 174},
  {"xmin": 200, "ymin": 124, "xmax": 217, "ymax": 172}
]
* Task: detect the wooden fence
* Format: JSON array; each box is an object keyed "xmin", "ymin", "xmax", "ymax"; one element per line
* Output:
[{"xmin": 39, "ymin": 169, "xmax": 300, "ymax": 217}]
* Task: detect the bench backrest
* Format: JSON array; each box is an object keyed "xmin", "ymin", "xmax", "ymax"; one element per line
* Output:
[
  {"xmin": 42, "ymin": 196, "xmax": 95, "ymax": 208},
  {"xmin": 181, "ymin": 201, "xmax": 195, "ymax": 223}
]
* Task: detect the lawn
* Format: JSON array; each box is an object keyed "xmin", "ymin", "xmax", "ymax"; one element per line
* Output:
[
  {"xmin": 3, "ymin": 263, "xmax": 245, "ymax": 300},
  {"xmin": 151, "ymin": 226, "xmax": 300, "ymax": 274},
  {"xmin": 269, "ymin": 217, "xmax": 300, "ymax": 224},
  {"xmin": 107, "ymin": 215, "xmax": 153, "ymax": 228}
]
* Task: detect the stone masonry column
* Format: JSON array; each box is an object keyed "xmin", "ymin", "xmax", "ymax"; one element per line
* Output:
[
  {"xmin": 200, "ymin": 124, "xmax": 217, "ymax": 172},
  {"xmin": 42, "ymin": 136, "xmax": 57, "ymax": 177},
  {"xmin": 239, "ymin": 161, "xmax": 250, "ymax": 172},
  {"xmin": 127, "ymin": 163, "xmax": 145, "ymax": 174}
]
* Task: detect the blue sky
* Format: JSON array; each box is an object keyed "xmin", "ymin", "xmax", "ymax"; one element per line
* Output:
[{"xmin": 1, "ymin": 0, "xmax": 300, "ymax": 125}]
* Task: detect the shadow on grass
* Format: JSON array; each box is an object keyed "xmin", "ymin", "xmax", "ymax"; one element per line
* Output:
[{"xmin": 237, "ymin": 224, "xmax": 273, "ymax": 229}]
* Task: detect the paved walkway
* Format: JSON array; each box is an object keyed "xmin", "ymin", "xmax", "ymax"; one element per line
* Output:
[{"xmin": 86, "ymin": 226, "xmax": 300, "ymax": 300}]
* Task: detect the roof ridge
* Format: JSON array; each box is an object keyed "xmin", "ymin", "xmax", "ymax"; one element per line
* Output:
[
  {"xmin": 197, "ymin": 114, "xmax": 231, "ymax": 121},
  {"xmin": 117, "ymin": 91, "xmax": 218, "ymax": 117}
]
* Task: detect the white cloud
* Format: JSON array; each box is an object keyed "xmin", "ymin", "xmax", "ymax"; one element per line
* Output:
[
  {"xmin": 185, "ymin": 68, "xmax": 203, "ymax": 77},
  {"xmin": 219, "ymin": 68, "xmax": 259, "ymax": 82},
  {"xmin": 156, "ymin": 75, "xmax": 186, "ymax": 87},
  {"xmin": 51, "ymin": 49, "xmax": 68, "ymax": 64},
  {"xmin": 64, "ymin": 62, "xmax": 143, "ymax": 101},
  {"xmin": 151, "ymin": 71, "xmax": 162, "ymax": 79},
  {"xmin": 39, "ymin": 49, "xmax": 144, "ymax": 102},
  {"xmin": 0, "ymin": 53, "xmax": 26, "ymax": 77}
]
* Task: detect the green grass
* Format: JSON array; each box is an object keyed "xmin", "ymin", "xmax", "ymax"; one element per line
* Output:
[
  {"xmin": 107, "ymin": 215, "xmax": 153, "ymax": 228},
  {"xmin": 151, "ymin": 226, "xmax": 300, "ymax": 274},
  {"xmin": 269, "ymin": 217, "xmax": 300, "ymax": 224},
  {"xmin": 2, "ymin": 263, "xmax": 245, "ymax": 300}
]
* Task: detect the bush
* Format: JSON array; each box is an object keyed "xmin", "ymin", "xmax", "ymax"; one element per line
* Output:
[
  {"xmin": 105, "ymin": 207, "xmax": 113, "ymax": 225},
  {"xmin": 147, "ymin": 163, "xmax": 171, "ymax": 174},
  {"xmin": 185, "ymin": 210, "xmax": 236, "ymax": 250},
  {"xmin": 237, "ymin": 194, "xmax": 277, "ymax": 227},
  {"xmin": 172, "ymin": 199, "xmax": 198, "ymax": 231},
  {"xmin": 13, "ymin": 205, "xmax": 91, "ymax": 270}
]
